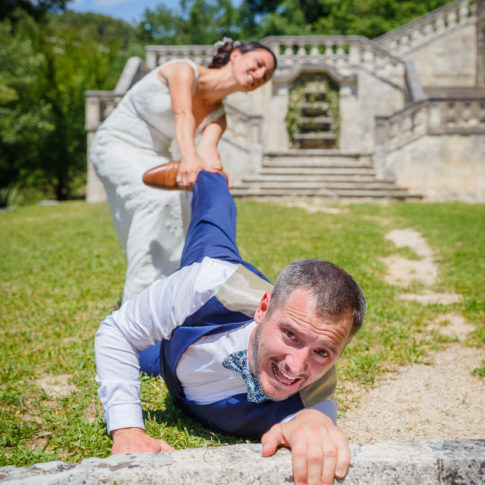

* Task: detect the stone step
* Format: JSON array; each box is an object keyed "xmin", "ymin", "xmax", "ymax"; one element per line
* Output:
[
  {"xmin": 293, "ymin": 132, "xmax": 337, "ymax": 149},
  {"xmin": 238, "ymin": 180, "xmax": 404, "ymax": 190},
  {"xmin": 304, "ymin": 88, "xmax": 326, "ymax": 102},
  {"xmin": 300, "ymin": 102, "xmax": 329, "ymax": 116},
  {"xmin": 259, "ymin": 167, "xmax": 377, "ymax": 176},
  {"xmin": 294, "ymin": 132, "xmax": 336, "ymax": 141},
  {"xmin": 231, "ymin": 187, "xmax": 421, "ymax": 199},
  {"xmin": 299, "ymin": 116, "xmax": 332, "ymax": 131},
  {"xmin": 243, "ymin": 174, "xmax": 390, "ymax": 183},
  {"xmin": 263, "ymin": 151, "xmax": 373, "ymax": 168}
]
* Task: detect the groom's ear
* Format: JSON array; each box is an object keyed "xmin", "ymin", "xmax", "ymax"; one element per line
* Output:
[{"xmin": 254, "ymin": 292, "xmax": 272, "ymax": 324}]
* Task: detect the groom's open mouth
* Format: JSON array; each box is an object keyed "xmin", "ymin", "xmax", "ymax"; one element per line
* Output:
[{"xmin": 271, "ymin": 362, "xmax": 302, "ymax": 387}]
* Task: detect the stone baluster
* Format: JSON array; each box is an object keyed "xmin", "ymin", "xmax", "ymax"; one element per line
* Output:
[
  {"xmin": 392, "ymin": 60, "xmax": 406, "ymax": 87},
  {"xmin": 145, "ymin": 50, "xmax": 157, "ymax": 69},
  {"xmin": 479, "ymin": 102, "xmax": 485, "ymax": 124},
  {"xmin": 471, "ymin": 100, "xmax": 481, "ymax": 126},
  {"xmin": 361, "ymin": 44, "xmax": 374, "ymax": 69},
  {"xmin": 193, "ymin": 49, "xmax": 202, "ymax": 64},
  {"xmin": 399, "ymin": 33, "xmax": 410, "ymax": 51},
  {"xmin": 446, "ymin": 9, "xmax": 457, "ymax": 28},
  {"xmin": 309, "ymin": 41, "xmax": 320, "ymax": 63},
  {"xmin": 374, "ymin": 54, "xmax": 385, "ymax": 77},
  {"xmin": 296, "ymin": 41, "xmax": 307, "ymax": 59},
  {"xmin": 283, "ymin": 40, "xmax": 294, "ymax": 64},
  {"xmin": 458, "ymin": 0, "xmax": 469, "ymax": 22},
  {"xmin": 267, "ymin": 40, "xmax": 280, "ymax": 58},
  {"xmin": 323, "ymin": 40, "xmax": 333, "ymax": 63},
  {"xmin": 462, "ymin": 101, "xmax": 472, "ymax": 124},
  {"xmin": 435, "ymin": 12, "xmax": 447, "ymax": 34},
  {"xmin": 423, "ymin": 21, "xmax": 434, "ymax": 39},
  {"xmin": 335, "ymin": 40, "xmax": 346, "ymax": 68},
  {"xmin": 401, "ymin": 113, "xmax": 413, "ymax": 138},
  {"xmin": 429, "ymin": 101, "xmax": 442, "ymax": 132},
  {"xmin": 410, "ymin": 26, "xmax": 422, "ymax": 48},
  {"xmin": 445, "ymin": 101, "xmax": 456, "ymax": 125},
  {"xmin": 348, "ymin": 41, "xmax": 360, "ymax": 65}
]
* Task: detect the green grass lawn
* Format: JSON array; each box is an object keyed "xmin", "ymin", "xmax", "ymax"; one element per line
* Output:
[{"xmin": 0, "ymin": 199, "xmax": 483, "ymax": 466}]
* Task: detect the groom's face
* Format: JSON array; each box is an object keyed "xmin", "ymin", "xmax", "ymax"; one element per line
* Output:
[{"xmin": 248, "ymin": 289, "xmax": 352, "ymax": 401}]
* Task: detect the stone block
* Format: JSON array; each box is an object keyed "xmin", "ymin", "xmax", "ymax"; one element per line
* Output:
[{"xmin": 1, "ymin": 440, "xmax": 484, "ymax": 484}]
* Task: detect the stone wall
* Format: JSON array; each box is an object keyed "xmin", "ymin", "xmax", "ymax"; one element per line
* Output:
[
  {"xmin": 379, "ymin": 133, "xmax": 485, "ymax": 201},
  {"xmin": 1, "ymin": 441, "xmax": 484, "ymax": 484},
  {"xmin": 374, "ymin": 95, "xmax": 485, "ymax": 201},
  {"xmin": 404, "ymin": 22, "xmax": 477, "ymax": 87}
]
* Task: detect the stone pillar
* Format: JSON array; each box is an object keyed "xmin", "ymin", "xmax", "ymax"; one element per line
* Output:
[
  {"xmin": 85, "ymin": 94, "xmax": 106, "ymax": 203},
  {"xmin": 338, "ymin": 77, "xmax": 360, "ymax": 151},
  {"xmin": 265, "ymin": 81, "xmax": 290, "ymax": 151}
]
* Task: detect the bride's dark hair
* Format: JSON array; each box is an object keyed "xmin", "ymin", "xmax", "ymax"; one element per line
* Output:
[{"xmin": 209, "ymin": 40, "xmax": 277, "ymax": 71}]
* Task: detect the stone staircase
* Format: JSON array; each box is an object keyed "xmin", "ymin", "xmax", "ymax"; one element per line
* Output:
[
  {"xmin": 231, "ymin": 151, "xmax": 422, "ymax": 199},
  {"xmin": 292, "ymin": 85, "xmax": 337, "ymax": 149}
]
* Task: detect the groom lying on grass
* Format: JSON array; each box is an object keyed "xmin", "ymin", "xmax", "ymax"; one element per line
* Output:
[{"xmin": 95, "ymin": 169, "xmax": 366, "ymax": 485}]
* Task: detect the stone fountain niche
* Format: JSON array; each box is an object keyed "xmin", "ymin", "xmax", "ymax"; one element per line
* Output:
[{"xmin": 286, "ymin": 72, "xmax": 340, "ymax": 149}]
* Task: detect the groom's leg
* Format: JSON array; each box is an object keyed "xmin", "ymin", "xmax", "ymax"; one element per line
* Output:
[
  {"xmin": 140, "ymin": 171, "xmax": 268, "ymax": 376},
  {"xmin": 180, "ymin": 171, "xmax": 268, "ymax": 282}
]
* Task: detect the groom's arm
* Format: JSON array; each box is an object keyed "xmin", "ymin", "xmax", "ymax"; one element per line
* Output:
[{"xmin": 95, "ymin": 258, "xmax": 239, "ymax": 451}]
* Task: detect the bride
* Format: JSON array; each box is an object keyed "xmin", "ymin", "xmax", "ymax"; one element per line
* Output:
[{"xmin": 90, "ymin": 39, "xmax": 277, "ymax": 302}]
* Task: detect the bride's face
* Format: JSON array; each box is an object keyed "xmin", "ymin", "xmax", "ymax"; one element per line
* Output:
[{"xmin": 230, "ymin": 48, "xmax": 275, "ymax": 91}]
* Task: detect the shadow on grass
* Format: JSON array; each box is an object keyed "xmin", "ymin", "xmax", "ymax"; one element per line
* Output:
[{"xmin": 142, "ymin": 394, "xmax": 252, "ymax": 446}]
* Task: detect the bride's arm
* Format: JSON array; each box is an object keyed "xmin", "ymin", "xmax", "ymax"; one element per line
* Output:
[{"xmin": 160, "ymin": 62, "xmax": 204, "ymax": 188}]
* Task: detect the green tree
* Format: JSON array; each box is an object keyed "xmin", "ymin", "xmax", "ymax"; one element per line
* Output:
[
  {"xmin": 0, "ymin": 19, "xmax": 54, "ymax": 206},
  {"xmin": 0, "ymin": 0, "xmax": 67, "ymax": 21},
  {"xmin": 238, "ymin": 0, "xmax": 456, "ymax": 38},
  {"xmin": 138, "ymin": 0, "xmax": 239, "ymax": 45},
  {"xmin": 0, "ymin": 10, "xmax": 143, "ymax": 205},
  {"xmin": 32, "ymin": 12, "xmax": 143, "ymax": 200}
]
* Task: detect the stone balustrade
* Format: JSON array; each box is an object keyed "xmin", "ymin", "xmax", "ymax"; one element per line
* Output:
[
  {"xmin": 144, "ymin": 36, "xmax": 406, "ymax": 88},
  {"xmin": 145, "ymin": 45, "xmax": 215, "ymax": 69},
  {"xmin": 376, "ymin": 96, "xmax": 485, "ymax": 149},
  {"xmin": 376, "ymin": 0, "xmax": 476, "ymax": 54}
]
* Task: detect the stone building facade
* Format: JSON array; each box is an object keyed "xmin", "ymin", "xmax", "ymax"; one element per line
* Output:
[{"xmin": 85, "ymin": 0, "xmax": 485, "ymax": 201}]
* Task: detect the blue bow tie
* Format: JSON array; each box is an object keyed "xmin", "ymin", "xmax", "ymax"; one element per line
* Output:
[{"xmin": 222, "ymin": 350, "xmax": 270, "ymax": 403}]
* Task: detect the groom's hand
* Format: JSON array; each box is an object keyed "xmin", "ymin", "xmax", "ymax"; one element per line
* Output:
[
  {"xmin": 111, "ymin": 427, "xmax": 175, "ymax": 454},
  {"xmin": 261, "ymin": 409, "xmax": 350, "ymax": 485}
]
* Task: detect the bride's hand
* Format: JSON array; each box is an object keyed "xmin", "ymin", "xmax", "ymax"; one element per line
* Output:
[{"xmin": 176, "ymin": 156, "xmax": 205, "ymax": 189}]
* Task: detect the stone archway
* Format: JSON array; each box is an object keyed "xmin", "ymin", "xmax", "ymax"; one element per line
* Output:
[{"xmin": 286, "ymin": 71, "xmax": 341, "ymax": 149}]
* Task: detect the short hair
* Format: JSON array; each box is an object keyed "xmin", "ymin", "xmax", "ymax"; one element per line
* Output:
[
  {"xmin": 209, "ymin": 40, "xmax": 278, "ymax": 71},
  {"xmin": 269, "ymin": 259, "xmax": 366, "ymax": 338}
]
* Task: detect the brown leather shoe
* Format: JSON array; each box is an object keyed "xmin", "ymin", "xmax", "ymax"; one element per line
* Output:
[
  {"xmin": 143, "ymin": 161, "xmax": 230, "ymax": 190},
  {"xmin": 143, "ymin": 161, "xmax": 186, "ymax": 191}
]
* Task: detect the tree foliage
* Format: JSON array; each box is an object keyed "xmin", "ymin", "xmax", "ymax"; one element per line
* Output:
[
  {"xmin": 0, "ymin": 18, "xmax": 54, "ymax": 205},
  {"xmin": 137, "ymin": 0, "xmax": 239, "ymax": 45},
  {"xmin": 0, "ymin": 0, "xmax": 67, "ymax": 21},
  {"xmin": 237, "ymin": 0, "xmax": 455, "ymax": 38},
  {"xmin": 0, "ymin": 11, "xmax": 143, "ymax": 205}
]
